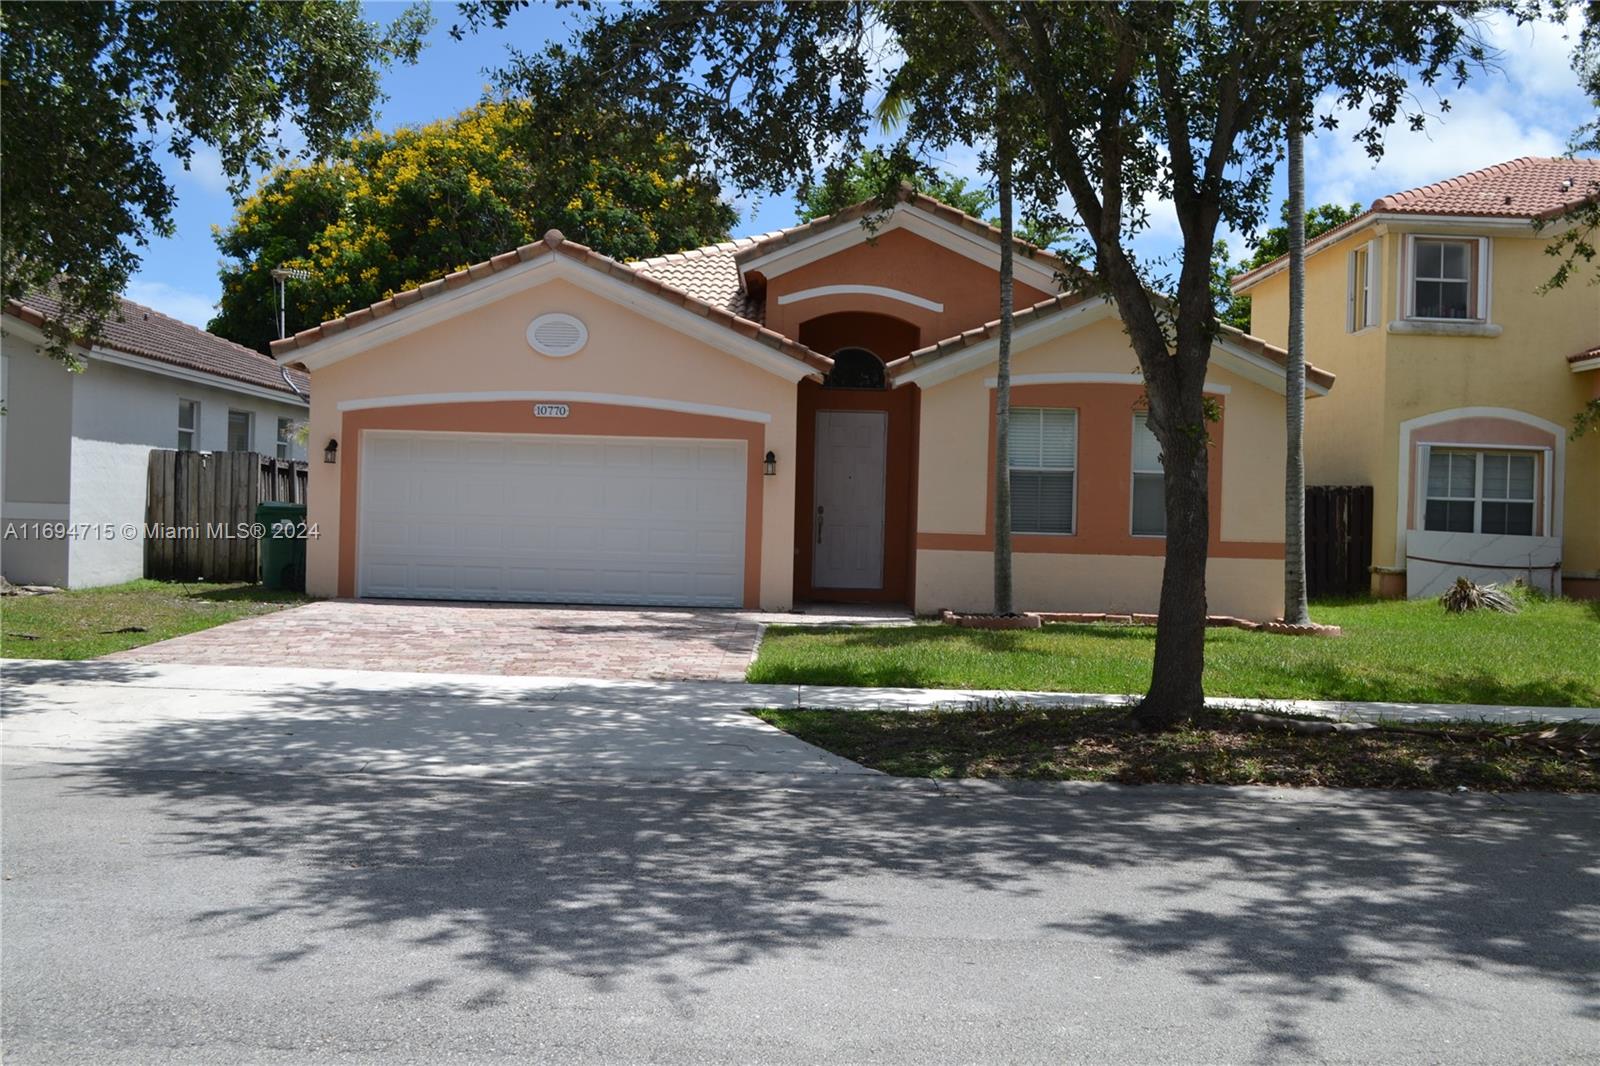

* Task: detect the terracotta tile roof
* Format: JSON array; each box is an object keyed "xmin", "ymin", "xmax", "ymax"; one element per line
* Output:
[
  {"xmin": 886, "ymin": 291, "xmax": 1336, "ymax": 392},
  {"xmin": 1371, "ymin": 156, "xmax": 1600, "ymax": 220},
  {"xmin": 1568, "ymin": 345, "xmax": 1600, "ymax": 366},
  {"xmin": 6, "ymin": 291, "xmax": 309, "ymax": 398},
  {"xmin": 731, "ymin": 184, "xmax": 1080, "ymax": 281},
  {"xmin": 270, "ymin": 230, "xmax": 831, "ymax": 375},
  {"xmin": 629, "ymin": 232, "xmax": 791, "ymax": 321},
  {"xmin": 1232, "ymin": 156, "xmax": 1600, "ymax": 291}
]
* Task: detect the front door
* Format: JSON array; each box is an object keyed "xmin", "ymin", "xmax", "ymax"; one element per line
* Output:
[{"xmin": 812, "ymin": 410, "xmax": 887, "ymax": 589}]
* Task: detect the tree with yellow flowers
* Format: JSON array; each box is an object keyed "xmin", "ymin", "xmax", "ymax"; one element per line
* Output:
[{"xmin": 210, "ymin": 98, "xmax": 735, "ymax": 352}]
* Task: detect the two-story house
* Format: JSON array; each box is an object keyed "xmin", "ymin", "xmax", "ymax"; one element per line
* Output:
[
  {"xmin": 2, "ymin": 292, "xmax": 310, "ymax": 589},
  {"xmin": 1232, "ymin": 156, "xmax": 1600, "ymax": 600},
  {"xmin": 270, "ymin": 188, "xmax": 1331, "ymax": 619}
]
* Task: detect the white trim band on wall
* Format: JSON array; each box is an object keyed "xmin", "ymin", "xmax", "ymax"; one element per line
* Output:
[
  {"xmin": 775, "ymin": 284, "xmax": 945, "ymax": 312},
  {"xmin": 981, "ymin": 372, "xmax": 1232, "ymax": 395},
  {"xmin": 334, "ymin": 391, "xmax": 773, "ymax": 424}
]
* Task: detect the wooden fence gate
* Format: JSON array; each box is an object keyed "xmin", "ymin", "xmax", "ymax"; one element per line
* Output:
[
  {"xmin": 144, "ymin": 451, "xmax": 310, "ymax": 582},
  {"xmin": 1305, "ymin": 485, "xmax": 1373, "ymax": 598}
]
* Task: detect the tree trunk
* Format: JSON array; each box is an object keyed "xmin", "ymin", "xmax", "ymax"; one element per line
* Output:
[
  {"xmin": 1283, "ymin": 95, "xmax": 1312, "ymax": 625},
  {"xmin": 1135, "ymin": 376, "xmax": 1210, "ymax": 728},
  {"xmin": 993, "ymin": 124, "xmax": 1015, "ymax": 615}
]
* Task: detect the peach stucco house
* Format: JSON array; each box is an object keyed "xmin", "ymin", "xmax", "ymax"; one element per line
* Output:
[
  {"xmin": 271, "ymin": 190, "xmax": 1330, "ymax": 618},
  {"xmin": 1232, "ymin": 156, "xmax": 1600, "ymax": 600}
]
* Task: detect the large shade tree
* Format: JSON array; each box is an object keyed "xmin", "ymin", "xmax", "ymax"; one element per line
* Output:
[
  {"xmin": 0, "ymin": 0, "xmax": 430, "ymax": 361},
  {"xmin": 474, "ymin": 0, "xmax": 1490, "ymax": 725},
  {"xmin": 209, "ymin": 98, "xmax": 736, "ymax": 352}
]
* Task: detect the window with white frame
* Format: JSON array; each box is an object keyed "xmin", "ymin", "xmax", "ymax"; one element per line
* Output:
[
  {"xmin": 1346, "ymin": 241, "xmax": 1378, "ymax": 332},
  {"xmin": 1009, "ymin": 407, "xmax": 1076, "ymax": 534},
  {"xmin": 227, "ymin": 409, "xmax": 253, "ymax": 452},
  {"xmin": 1131, "ymin": 412, "xmax": 1165, "ymax": 536},
  {"xmin": 1407, "ymin": 236, "xmax": 1482, "ymax": 321},
  {"xmin": 1424, "ymin": 449, "xmax": 1535, "ymax": 536},
  {"xmin": 276, "ymin": 417, "xmax": 295, "ymax": 459},
  {"xmin": 177, "ymin": 399, "xmax": 199, "ymax": 451}
]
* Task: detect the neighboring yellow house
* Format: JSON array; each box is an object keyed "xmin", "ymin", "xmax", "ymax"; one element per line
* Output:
[{"xmin": 1233, "ymin": 156, "xmax": 1600, "ymax": 600}]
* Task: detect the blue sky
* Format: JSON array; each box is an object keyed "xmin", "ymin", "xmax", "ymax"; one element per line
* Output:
[{"xmin": 128, "ymin": 2, "xmax": 1592, "ymax": 328}]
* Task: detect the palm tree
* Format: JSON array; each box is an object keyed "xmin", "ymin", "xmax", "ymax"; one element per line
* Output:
[
  {"xmin": 1283, "ymin": 84, "xmax": 1312, "ymax": 625},
  {"xmin": 993, "ymin": 117, "xmax": 1015, "ymax": 615}
]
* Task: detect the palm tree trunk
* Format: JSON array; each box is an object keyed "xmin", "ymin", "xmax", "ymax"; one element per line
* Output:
[
  {"xmin": 1283, "ymin": 88, "xmax": 1312, "ymax": 625},
  {"xmin": 993, "ymin": 124, "xmax": 1015, "ymax": 615}
]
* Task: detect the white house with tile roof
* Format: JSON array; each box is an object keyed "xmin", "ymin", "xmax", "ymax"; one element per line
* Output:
[{"xmin": 2, "ymin": 293, "xmax": 310, "ymax": 589}]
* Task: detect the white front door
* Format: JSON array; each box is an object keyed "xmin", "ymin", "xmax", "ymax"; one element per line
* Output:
[
  {"xmin": 812, "ymin": 410, "xmax": 887, "ymax": 589},
  {"xmin": 358, "ymin": 430, "xmax": 746, "ymax": 606}
]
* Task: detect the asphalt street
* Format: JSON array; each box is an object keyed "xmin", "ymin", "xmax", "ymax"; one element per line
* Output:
[
  {"xmin": 4, "ymin": 763, "xmax": 1598, "ymax": 1064},
  {"xmin": 3, "ymin": 659, "xmax": 1599, "ymax": 1063}
]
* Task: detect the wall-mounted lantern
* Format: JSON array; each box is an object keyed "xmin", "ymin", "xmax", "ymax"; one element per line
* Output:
[
  {"xmin": 764, "ymin": 450, "xmax": 777, "ymax": 477},
  {"xmin": 324, "ymin": 438, "xmax": 339, "ymax": 464}
]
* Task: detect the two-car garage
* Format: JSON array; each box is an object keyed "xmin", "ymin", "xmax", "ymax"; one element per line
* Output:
[{"xmin": 357, "ymin": 431, "xmax": 749, "ymax": 607}]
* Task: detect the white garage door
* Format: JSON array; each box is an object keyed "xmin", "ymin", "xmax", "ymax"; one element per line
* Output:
[{"xmin": 358, "ymin": 431, "xmax": 747, "ymax": 606}]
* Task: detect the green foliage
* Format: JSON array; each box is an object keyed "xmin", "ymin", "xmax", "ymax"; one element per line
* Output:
[
  {"xmin": 0, "ymin": 0, "xmax": 430, "ymax": 361},
  {"xmin": 796, "ymin": 148, "xmax": 994, "ymax": 222},
  {"xmin": 209, "ymin": 100, "xmax": 737, "ymax": 353},
  {"xmin": 1572, "ymin": 396, "xmax": 1600, "ymax": 439},
  {"xmin": 1214, "ymin": 202, "xmax": 1364, "ymax": 331}
]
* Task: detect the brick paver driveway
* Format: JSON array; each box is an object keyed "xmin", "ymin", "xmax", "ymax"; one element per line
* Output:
[{"xmin": 105, "ymin": 600, "xmax": 764, "ymax": 681}]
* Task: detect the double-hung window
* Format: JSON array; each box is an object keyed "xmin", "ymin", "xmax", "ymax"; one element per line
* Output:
[
  {"xmin": 227, "ymin": 409, "xmax": 253, "ymax": 452},
  {"xmin": 276, "ymin": 417, "xmax": 295, "ymax": 460},
  {"xmin": 1409, "ymin": 237, "xmax": 1476, "ymax": 320},
  {"xmin": 1424, "ymin": 449, "xmax": 1535, "ymax": 536},
  {"xmin": 1008, "ymin": 407, "xmax": 1076, "ymax": 534},
  {"xmin": 1346, "ymin": 241, "xmax": 1378, "ymax": 332},
  {"xmin": 177, "ymin": 399, "xmax": 199, "ymax": 450},
  {"xmin": 1130, "ymin": 413, "xmax": 1165, "ymax": 536}
]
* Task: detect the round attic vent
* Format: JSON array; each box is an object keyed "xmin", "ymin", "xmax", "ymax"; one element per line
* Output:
[{"xmin": 526, "ymin": 313, "xmax": 587, "ymax": 357}]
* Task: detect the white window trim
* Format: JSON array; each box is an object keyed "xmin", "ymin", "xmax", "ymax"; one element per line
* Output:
[
  {"xmin": 1346, "ymin": 239, "xmax": 1379, "ymax": 333},
  {"xmin": 275, "ymin": 417, "xmax": 295, "ymax": 460},
  {"xmin": 227, "ymin": 408, "xmax": 254, "ymax": 453},
  {"xmin": 1399, "ymin": 234, "xmax": 1491, "ymax": 325},
  {"xmin": 1416, "ymin": 442, "xmax": 1549, "ymax": 538},
  {"xmin": 177, "ymin": 398, "xmax": 200, "ymax": 451},
  {"xmin": 1130, "ymin": 412, "xmax": 1165, "ymax": 538},
  {"xmin": 1007, "ymin": 406, "xmax": 1078, "ymax": 536}
]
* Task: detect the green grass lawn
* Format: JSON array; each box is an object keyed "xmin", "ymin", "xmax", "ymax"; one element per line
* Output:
[
  {"xmin": 1, "ymin": 580, "xmax": 309, "ymax": 660},
  {"xmin": 754, "ymin": 706, "xmax": 1600, "ymax": 791},
  {"xmin": 749, "ymin": 597, "xmax": 1600, "ymax": 707}
]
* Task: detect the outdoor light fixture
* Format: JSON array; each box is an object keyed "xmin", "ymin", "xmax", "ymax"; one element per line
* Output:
[
  {"xmin": 764, "ymin": 450, "xmax": 777, "ymax": 476},
  {"xmin": 324, "ymin": 438, "xmax": 339, "ymax": 464}
]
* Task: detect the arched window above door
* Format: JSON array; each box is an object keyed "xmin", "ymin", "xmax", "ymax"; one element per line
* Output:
[{"xmin": 824, "ymin": 347, "xmax": 887, "ymax": 389}]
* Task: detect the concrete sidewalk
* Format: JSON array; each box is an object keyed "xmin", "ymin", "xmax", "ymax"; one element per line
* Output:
[{"xmin": 10, "ymin": 657, "xmax": 1596, "ymax": 722}]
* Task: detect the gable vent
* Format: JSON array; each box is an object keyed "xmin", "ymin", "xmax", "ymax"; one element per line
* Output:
[{"xmin": 526, "ymin": 313, "xmax": 588, "ymax": 357}]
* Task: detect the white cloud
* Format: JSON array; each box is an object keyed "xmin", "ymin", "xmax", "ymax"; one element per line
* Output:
[
  {"xmin": 1306, "ymin": 81, "xmax": 1571, "ymax": 207},
  {"xmin": 124, "ymin": 279, "xmax": 220, "ymax": 329},
  {"xmin": 1481, "ymin": 6, "xmax": 1587, "ymax": 101}
]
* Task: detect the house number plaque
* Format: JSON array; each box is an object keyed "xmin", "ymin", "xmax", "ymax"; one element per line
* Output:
[{"xmin": 533, "ymin": 403, "xmax": 570, "ymax": 418}]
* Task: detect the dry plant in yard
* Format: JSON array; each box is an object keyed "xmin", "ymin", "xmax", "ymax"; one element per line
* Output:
[{"xmin": 1439, "ymin": 577, "xmax": 1519, "ymax": 614}]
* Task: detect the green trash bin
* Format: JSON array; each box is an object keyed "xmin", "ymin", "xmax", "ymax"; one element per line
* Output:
[{"xmin": 256, "ymin": 500, "xmax": 308, "ymax": 591}]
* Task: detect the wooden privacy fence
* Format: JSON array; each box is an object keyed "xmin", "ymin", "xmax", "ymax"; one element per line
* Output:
[
  {"xmin": 144, "ymin": 451, "xmax": 310, "ymax": 582},
  {"xmin": 1305, "ymin": 485, "xmax": 1373, "ymax": 598}
]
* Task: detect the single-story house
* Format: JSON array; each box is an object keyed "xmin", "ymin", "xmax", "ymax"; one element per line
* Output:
[
  {"xmin": 1, "ymin": 292, "xmax": 310, "ymax": 588},
  {"xmin": 271, "ymin": 190, "xmax": 1331, "ymax": 618}
]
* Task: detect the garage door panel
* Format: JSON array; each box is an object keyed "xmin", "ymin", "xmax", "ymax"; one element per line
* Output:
[{"xmin": 359, "ymin": 430, "xmax": 746, "ymax": 606}]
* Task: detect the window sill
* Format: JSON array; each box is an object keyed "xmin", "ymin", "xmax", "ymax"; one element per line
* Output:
[{"xmin": 1387, "ymin": 319, "xmax": 1502, "ymax": 338}]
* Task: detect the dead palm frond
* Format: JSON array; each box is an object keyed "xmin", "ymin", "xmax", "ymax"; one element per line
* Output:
[{"xmin": 1440, "ymin": 577, "xmax": 1519, "ymax": 614}]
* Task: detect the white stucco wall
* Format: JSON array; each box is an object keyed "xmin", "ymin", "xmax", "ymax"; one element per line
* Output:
[
  {"xmin": 1, "ymin": 336, "xmax": 74, "ymax": 585},
  {"xmin": 63, "ymin": 354, "xmax": 309, "ymax": 587}
]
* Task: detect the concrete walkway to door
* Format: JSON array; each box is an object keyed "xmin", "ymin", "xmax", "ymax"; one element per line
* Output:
[{"xmin": 104, "ymin": 600, "xmax": 774, "ymax": 681}]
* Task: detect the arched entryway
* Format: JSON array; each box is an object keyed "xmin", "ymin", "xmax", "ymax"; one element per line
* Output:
[{"xmin": 795, "ymin": 314, "xmax": 921, "ymax": 604}]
